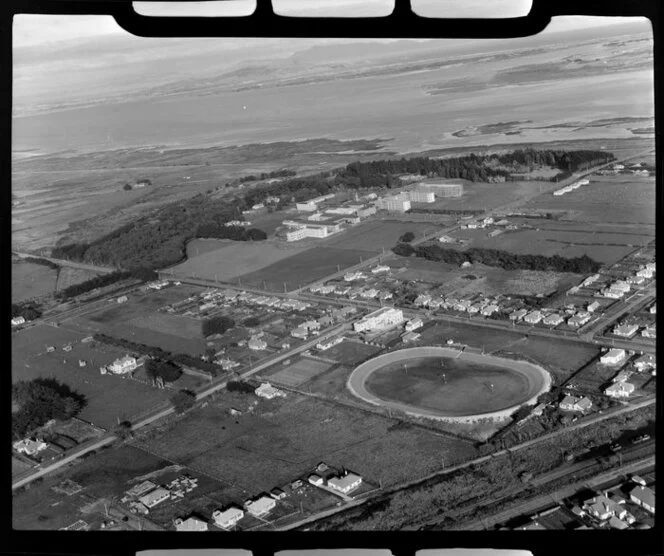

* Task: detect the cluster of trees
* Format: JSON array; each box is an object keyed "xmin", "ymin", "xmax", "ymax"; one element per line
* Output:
[
  {"xmin": 398, "ymin": 231, "xmax": 415, "ymax": 243},
  {"xmin": 238, "ymin": 169, "xmax": 297, "ymax": 183},
  {"xmin": 92, "ymin": 333, "xmax": 218, "ymax": 376},
  {"xmin": 410, "ymin": 208, "xmax": 484, "ymax": 216},
  {"xmin": 144, "ymin": 358, "xmax": 183, "ymax": 385},
  {"xmin": 22, "ymin": 257, "xmax": 59, "ymax": 270},
  {"xmin": 12, "ymin": 302, "xmax": 42, "ymax": 321},
  {"xmin": 12, "ymin": 378, "xmax": 86, "ymax": 439},
  {"xmin": 202, "ymin": 316, "xmax": 235, "ymax": 337},
  {"xmin": 226, "ymin": 380, "xmax": 256, "ymax": 394},
  {"xmin": 194, "ymin": 224, "xmax": 267, "ymax": 242},
  {"xmin": 394, "ymin": 243, "xmax": 602, "ymax": 274},
  {"xmin": 55, "ymin": 267, "xmax": 158, "ymax": 301}
]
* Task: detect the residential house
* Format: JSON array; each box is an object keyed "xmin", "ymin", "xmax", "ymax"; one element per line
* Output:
[
  {"xmin": 428, "ymin": 298, "xmax": 444, "ymax": 309},
  {"xmin": 117, "ymin": 295, "xmax": 128, "ymax": 304},
  {"xmin": 327, "ymin": 473, "xmax": 363, "ymax": 495},
  {"xmin": 634, "ymin": 354, "xmax": 656, "ymax": 372},
  {"xmin": 509, "ymin": 308, "xmax": 529, "ymax": 321},
  {"xmin": 608, "ymin": 516, "xmax": 629, "ymax": 530},
  {"xmin": 637, "ymin": 267, "xmax": 654, "ymax": 279},
  {"xmin": 270, "ymin": 487, "xmax": 287, "ymax": 500},
  {"xmin": 401, "ymin": 331, "xmax": 421, "ymax": 343},
  {"xmin": 108, "ymin": 355, "xmax": 137, "ymax": 375},
  {"xmin": 600, "ymin": 349, "xmax": 626, "ymax": 366},
  {"xmin": 559, "ymin": 395, "xmax": 593, "ymax": 412},
  {"xmin": 630, "ymin": 486, "xmax": 655, "ymax": 514},
  {"xmin": 316, "ymin": 337, "xmax": 344, "ymax": 351},
  {"xmin": 604, "ymin": 382, "xmax": 635, "ymax": 398},
  {"xmin": 248, "ymin": 337, "xmax": 268, "ymax": 351},
  {"xmin": 255, "ymin": 383, "xmax": 286, "ymax": 400},
  {"xmin": 246, "ymin": 496, "xmax": 276, "ymax": 517},
  {"xmin": 11, "ymin": 316, "xmax": 26, "ymax": 326},
  {"xmin": 543, "ymin": 313, "xmax": 564, "ymax": 327},
  {"xmin": 587, "ymin": 301, "xmax": 601, "ymax": 313},
  {"xmin": 481, "ymin": 304, "xmax": 500, "ymax": 317},
  {"xmin": 308, "ymin": 474, "xmax": 324, "ymax": 486},
  {"xmin": 612, "ymin": 369, "xmax": 633, "ymax": 383},
  {"xmin": 568, "ymin": 312, "xmax": 592, "ymax": 328},
  {"xmin": 649, "ymin": 302, "xmax": 656, "ymax": 314},
  {"xmin": 291, "ymin": 327, "xmax": 308, "ymax": 340},
  {"xmin": 583, "ymin": 495, "xmax": 626, "ymax": 521},
  {"xmin": 371, "ymin": 265, "xmax": 390, "ymax": 274},
  {"xmin": 13, "ymin": 438, "xmax": 47, "ymax": 456},
  {"xmin": 344, "ymin": 271, "xmax": 364, "ymax": 282},
  {"xmin": 414, "ymin": 294, "xmax": 432, "ymax": 307},
  {"xmin": 641, "ymin": 324, "xmax": 656, "ymax": 338},
  {"xmin": 613, "ymin": 323, "xmax": 639, "ymax": 338},
  {"xmin": 139, "ymin": 487, "xmax": 171, "ymax": 509},
  {"xmin": 212, "ymin": 507, "xmax": 244, "ymax": 529},
  {"xmin": 468, "ymin": 303, "xmax": 482, "ymax": 314},
  {"xmin": 524, "ymin": 311, "xmax": 543, "ymax": 325},
  {"xmin": 174, "ymin": 516, "xmax": 209, "ymax": 532}
]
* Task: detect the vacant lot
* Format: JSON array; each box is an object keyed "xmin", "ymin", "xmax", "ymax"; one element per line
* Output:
[
  {"xmin": 12, "ymin": 324, "xmax": 172, "ymax": 430},
  {"xmin": 135, "ymin": 392, "xmax": 478, "ymax": 492},
  {"xmin": 170, "ymin": 240, "xmax": 309, "ymax": 282},
  {"xmin": 324, "ymin": 220, "xmax": 442, "ymax": 253},
  {"xmin": 238, "ymin": 246, "xmax": 374, "ymax": 291},
  {"xmin": 320, "ymin": 340, "xmax": 382, "ymax": 366},
  {"xmin": 12, "ymin": 261, "xmax": 58, "ymax": 302},
  {"xmin": 262, "ymin": 357, "xmax": 335, "ymax": 387}
]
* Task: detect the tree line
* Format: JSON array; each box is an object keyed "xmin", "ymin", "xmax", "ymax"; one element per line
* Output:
[
  {"xmin": 238, "ymin": 169, "xmax": 297, "ymax": 183},
  {"xmin": 22, "ymin": 257, "xmax": 60, "ymax": 270},
  {"xmin": 49, "ymin": 148, "xmax": 614, "ymax": 272},
  {"xmin": 195, "ymin": 224, "xmax": 267, "ymax": 242},
  {"xmin": 54, "ymin": 267, "xmax": 158, "ymax": 301},
  {"xmin": 12, "ymin": 378, "xmax": 86, "ymax": 440},
  {"xmin": 12, "ymin": 302, "xmax": 42, "ymax": 321},
  {"xmin": 393, "ymin": 242, "xmax": 602, "ymax": 274},
  {"xmin": 202, "ymin": 316, "xmax": 235, "ymax": 338}
]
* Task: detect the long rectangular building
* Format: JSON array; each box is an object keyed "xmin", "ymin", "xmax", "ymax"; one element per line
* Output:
[
  {"xmin": 354, "ymin": 307, "xmax": 404, "ymax": 332},
  {"xmin": 418, "ymin": 181, "xmax": 463, "ymax": 197}
]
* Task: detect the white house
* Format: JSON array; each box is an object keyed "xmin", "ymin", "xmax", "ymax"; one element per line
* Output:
[
  {"xmin": 509, "ymin": 308, "xmax": 529, "ymax": 321},
  {"xmin": 248, "ymin": 337, "xmax": 268, "ymax": 351},
  {"xmin": 174, "ymin": 516, "xmax": 209, "ymax": 531},
  {"xmin": 524, "ymin": 311, "xmax": 543, "ymax": 324},
  {"xmin": 212, "ymin": 507, "xmax": 244, "ymax": 529},
  {"xmin": 255, "ymin": 383, "xmax": 286, "ymax": 400},
  {"xmin": 641, "ymin": 325, "xmax": 656, "ymax": 338},
  {"xmin": 308, "ymin": 474, "xmax": 324, "ymax": 486},
  {"xmin": 481, "ymin": 304, "xmax": 500, "ymax": 317},
  {"xmin": 414, "ymin": 294, "xmax": 432, "ymax": 307},
  {"xmin": 587, "ymin": 301, "xmax": 601, "ymax": 313},
  {"xmin": 559, "ymin": 395, "xmax": 592, "ymax": 412},
  {"xmin": 117, "ymin": 295, "xmax": 128, "ymax": 304},
  {"xmin": 13, "ymin": 438, "xmax": 47, "ymax": 456},
  {"xmin": 107, "ymin": 355, "xmax": 138, "ymax": 375},
  {"xmin": 604, "ymin": 381, "xmax": 635, "ymax": 398},
  {"xmin": 634, "ymin": 354, "xmax": 656, "ymax": 372},
  {"xmin": 613, "ymin": 323, "xmax": 639, "ymax": 338},
  {"xmin": 543, "ymin": 313, "xmax": 564, "ymax": 327},
  {"xmin": 568, "ymin": 312, "xmax": 592, "ymax": 328},
  {"xmin": 612, "ymin": 369, "xmax": 633, "ymax": 383},
  {"xmin": 327, "ymin": 473, "xmax": 363, "ymax": 495},
  {"xmin": 371, "ymin": 265, "xmax": 390, "ymax": 274},
  {"xmin": 600, "ymin": 349, "xmax": 626, "ymax": 366},
  {"xmin": 11, "ymin": 316, "xmax": 26, "ymax": 326},
  {"xmin": 246, "ymin": 496, "xmax": 276, "ymax": 517},
  {"xmin": 630, "ymin": 486, "xmax": 655, "ymax": 514}
]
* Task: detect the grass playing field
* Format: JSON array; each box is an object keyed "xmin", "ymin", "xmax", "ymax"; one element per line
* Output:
[{"xmin": 263, "ymin": 357, "xmax": 334, "ymax": 387}]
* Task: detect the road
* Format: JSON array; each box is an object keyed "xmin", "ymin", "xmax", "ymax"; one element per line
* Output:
[
  {"xmin": 11, "ymin": 322, "xmax": 348, "ymax": 491},
  {"xmin": 276, "ymin": 396, "xmax": 655, "ymax": 530}
]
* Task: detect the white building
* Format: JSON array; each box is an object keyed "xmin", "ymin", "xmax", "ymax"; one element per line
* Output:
[
  {"xmin": 13, "ymin": 438, "xmax": 47, "ymax": 456},
  {"xmin": 543, "ymin": 313, "xmax": 564, "ymax": 326},
  {"xmin": 139, "ymin": 487, "xmax": 171, "ymax": 509},
  {"xmin": 255, "ymin": 383, "xmax": 286, "ymax": 399},
  {"xmin": 587, "ymin": 301, "xmax": 601, "ymax": 313},
  {"xmin": 600, "ymin": 349, "xmax": 626, "ymax": 366},
  {"xmin": 353, "ymin": 307, "xmax": 404, "ymax": 333},
  {"xmin": 296, "ymin": 201, "xmax": 317, "ymax": 212},
  {"xmin": 641, "ymin": 325, "xmax": 656, "ymax": 338},
  {"xmin": 11, "ymin": 316, "xmax": 26, "ymax": 326},
  {"xmin": 613, "ymin": 323, "xmax": 639, "ymax": 338},
  {"xmin": 371, "ymin": 265, "xmax": 390, "ymax": 274},
  {"xmin": 248, "ymin": 337, "xmax": 268, "ymax": 351},
  {"xmin": 385, "ymin": 196, "xmax": 411, "ymax": 213},
  {"xmin": 246, "ymin": 496, "xmax": 276, "ymax": 517},
  {"xmin": 107, "ymin": 355, "xmax": 138, "ymax": 375},
  {"xmin": 327, "ymin": 473, "xmax": 363, "ymax": 495},
  {"xmin": 406, "ymin": 189, "xmax": 435, "ymax": 203},
  {"xmin": 634, "ymin": 354, "xmax": 656, "ymax": 372},
  {"xmin": 212, "ymin": 507, "xmax": 244, "ymax": 529},
  {"xmin": 415, "ymin": 294, "xmax": 432, "ymax": 307},
  {"xmin": 405, "ymin": 318, "xmax": 423, "ymax": 332},
  {"xmin": 559, "ymin": 395, "xmax": 592, "ymax": 412},
  {"xmin": 117, "ymin": 295, "xmax": 128, "ymax": 304},
  {"xmin": 481, "ymin": 304, "xmax": 500, "ymax": 317},
  {"xmin": 568, "ymin": 312, "xmax": 591, "ymax": 328},
  {"xmin": 344, "ymin": 271, "xmax": 365, "ymax": 282},
  {"xmin": 174, "ymin": 516, "xmax": 209, "ymax": 532},
  {"xmin": 419, "ymin": 181, "xmax": 463, "ymax": 197},
  {"xmin": 509, "ymin": 308, "xmax": 529, "ymax": 321},
  {"xmin": 316, "ymin": 336, "xmax": 344, "ymax": 351},
  {"xmin": 604, "ymin": 382, "xmax": 635, "ymax": 398},
  {"xmin": 524, "ymin": 311, "xmax": 543, "ymax": 324}
]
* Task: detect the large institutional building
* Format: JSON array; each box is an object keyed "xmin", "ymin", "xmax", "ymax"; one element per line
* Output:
[{"xmin": 354, "ymin": 307, "xmax": 404, "ymax": 332}]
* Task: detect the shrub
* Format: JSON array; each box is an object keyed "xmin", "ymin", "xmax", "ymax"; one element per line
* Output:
[{"xmin": 171, "ymin": 390, "xmax": 196, "ymax": 414}]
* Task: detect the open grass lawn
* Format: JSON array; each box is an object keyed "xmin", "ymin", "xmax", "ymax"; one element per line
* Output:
[
  {"xmin": 238, "ymin": 247, "xmax": 374, "ymax": 291},
  {"xmin": 12, "ymin": 261, "xmax": 58, "ymax": 303},
  {"xmin": 12, "ymin": 324, "xmax": 172, "ymax": 430},
  {"xmin": 170, "ymin": 240, "xmax": 309, "ymax": 282},
  {"xmin": 323, "ymin": 220, "xmax": 442, "ymax": 253},
  {"xmin": 319, "ymin": 340, "xmax": 382, "ymax": 366},
  {"xmin": 262, "ymin": 357, "xmax": 335, "ymax": 387},
  {"xmin": 12, "ymin": 456, "xmax": 33, "ymax": 477},
  {"xmin": 428, "ymin": 180, "xmax": 546, "ymax": 212},
  {"xmin": 523, "ymin": 174, "xmax": 656, "ymax": 225},
  {"xmin": 134, "ymin": 392, "xmax": 478, "ymax": 492}
]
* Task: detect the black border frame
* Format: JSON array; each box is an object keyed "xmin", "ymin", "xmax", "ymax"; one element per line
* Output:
[{"xmin": 3, "ymin": 1, "xmax": 661, "ymax": 555}]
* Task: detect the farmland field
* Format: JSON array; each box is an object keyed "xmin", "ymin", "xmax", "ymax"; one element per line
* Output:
[
  {"xmin": 12, "ymin": 324, "xmax": 172, "ymax": 430},
  {"xmin": 169, "ymin": 240, "xmax": 310, "ymax": 283},
  {"xmin": 238, "ymin": 246, "xmax": 374, "ymax": 291},
  {"xmin": 12, "ymin": 261, "xmax": 58, "ymax": 302},
  {"xmin": 55, "ymin": 267, "xmax": 104, "ymax": 293},
  {"xmin": 323, "ymin": 220, "xmax": 443, "ymax": 253},
  {"xmin": 134, "ymin": 392, "xmax": 478, "ymax": 492},
  {"xmin": 262, "ymin": 357, "xmax": 335, "ymax": 387}
]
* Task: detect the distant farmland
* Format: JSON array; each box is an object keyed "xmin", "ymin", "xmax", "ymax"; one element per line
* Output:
[{"xmin": 12, "ymin": 261, "xmax": 58, "ymax": 302}]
